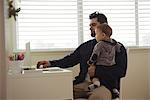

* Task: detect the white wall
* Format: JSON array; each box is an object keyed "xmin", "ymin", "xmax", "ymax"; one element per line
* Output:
[
  {"xmin": 149, "ymin": 50, "xmax": 150, "ymax": 100},
  {"xmin": 0, "ymin": 0, "xmax": 6, "ymax": 99},
  {"xmin": 0, "ymin": 1, "xmax": 3, "ymax": 98}
]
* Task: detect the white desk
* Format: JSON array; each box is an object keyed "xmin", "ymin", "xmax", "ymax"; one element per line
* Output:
[{"xmin": 7, "ymin": 67, "xmax": 73, "ymax": 100}]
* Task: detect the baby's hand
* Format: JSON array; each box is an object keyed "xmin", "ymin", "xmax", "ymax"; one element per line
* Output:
[{"xmin": 88, "ymin": 65, "xmax": 96, "ymax": 77}]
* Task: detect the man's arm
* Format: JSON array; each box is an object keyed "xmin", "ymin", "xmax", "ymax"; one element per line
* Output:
[
  {"xmin": 37, "ymin": 46, "xmax": 81, "ymax": 69},
  {"xmin": 50, "ymin": 47, "xmax": 81, "ymax": 68},
  {"xmin": 112, "ymin": 44, "xmax": 127, "ymax": 78}
]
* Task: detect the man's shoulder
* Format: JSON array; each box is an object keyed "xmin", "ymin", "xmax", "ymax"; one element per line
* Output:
[
  {"xmin": 109, "ymin": 38, "xmax": 125, "ymax": 49},
  {"xmin": 76, "ymin": 39, "xmax": 97, "ymax": 51},
  {"xmin": 81, "ymin": 39, "xmax": 97, "ymax": 45},
  {"xmin": 117, "ymin": 42, "xmax": 126, "ymax": 49}
]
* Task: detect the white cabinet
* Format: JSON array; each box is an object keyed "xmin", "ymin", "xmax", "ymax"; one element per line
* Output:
[{"xmin": 7, "ymin": 68, "xmax": 73, "ymax": 100}]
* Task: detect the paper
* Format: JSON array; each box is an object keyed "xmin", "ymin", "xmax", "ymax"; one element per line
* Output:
[
  {"xmin": 24, "ymin": 42, "xmax": 31, "ymax": 66},
  {"xmin": 22, "ymin": 67, "xmax": 64, "ymax": 74}
]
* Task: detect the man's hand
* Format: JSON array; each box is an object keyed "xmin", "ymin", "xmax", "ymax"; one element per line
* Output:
[
  {"xmin": 88, "ymin": 65, "xmax": 96, "ymax": 78},
  {"xmin": 37, "ymin": 61, "xmax": 50, "ymax": 69}
]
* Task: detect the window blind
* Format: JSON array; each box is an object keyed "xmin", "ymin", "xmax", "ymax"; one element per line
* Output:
[
  {"xmin": 139, "ymin": 0, "xmax": 150, "ymax": 46},
  {"xmin": 83, "ymin": 0, "xmax": 136, "ymax": 46},
  {"xmin": 16, "ymin": 0, "xmax": 150, "ymax": 50},
  {"xmin": 17, "ymin": 0, "xmax": 78, "ymax": 50}
]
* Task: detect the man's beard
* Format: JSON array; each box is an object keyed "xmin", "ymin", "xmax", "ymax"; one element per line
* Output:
[{"xmin": 90, "ymin": 30, "xmax": 96, "ymax": 37}]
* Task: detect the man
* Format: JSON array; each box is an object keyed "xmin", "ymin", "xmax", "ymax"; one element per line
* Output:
[{"xmin": 37, "ymin": 11, "xmax": 127, "ymax": 100}]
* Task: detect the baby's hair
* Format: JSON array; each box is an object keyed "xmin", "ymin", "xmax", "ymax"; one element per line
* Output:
[{"xmin": 97, "ymin": 23, "xmax": 112, "ymax": 37}]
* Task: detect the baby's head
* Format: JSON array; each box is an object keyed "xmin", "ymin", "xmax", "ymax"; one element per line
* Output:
[{"xmin": 95, "ymin": 23, "xmax": 112, "ymax": 42}]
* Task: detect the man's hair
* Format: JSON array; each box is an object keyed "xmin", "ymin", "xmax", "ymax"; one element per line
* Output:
[
  {"xmin": 97, "ymin": 23, "xmax": 112, "ymax": 37},
  {"xmin": 89, "ymin": 11, "xmax": 108, "ymax": 24}
]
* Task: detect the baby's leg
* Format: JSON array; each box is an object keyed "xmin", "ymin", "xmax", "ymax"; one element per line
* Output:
[
  {"xmin": 92, "ymin": 78, "xmax": 100, "ymax": 87},
  {"xmin": 88, "ymin": 78, "xmax": 100, "ymax": 91}
]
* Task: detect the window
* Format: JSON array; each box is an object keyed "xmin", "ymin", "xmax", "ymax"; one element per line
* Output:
[
  {"xmin": 16, "ymin": 0, "xmax": 150, "ymax": 50},
  {"xmin": 16, "ymin": 0, "xmax": 78, "ymax": 50},
  {"xmin": 83, "ymin": 0, "xmax": 136, "ymax": 46}
]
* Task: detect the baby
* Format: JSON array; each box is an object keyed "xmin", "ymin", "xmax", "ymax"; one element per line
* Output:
[{"xmin": 87, "ymin": 23, "xmax": 121, "ymax": 95}]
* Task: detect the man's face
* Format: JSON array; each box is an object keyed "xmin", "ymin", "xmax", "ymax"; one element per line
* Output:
[{"xmin": 89, "ymin": 18, "xmax": 101, "ymax": 37}]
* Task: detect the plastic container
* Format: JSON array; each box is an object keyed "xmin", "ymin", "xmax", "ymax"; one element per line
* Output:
[{"xmin": 8, "ymin": 60, "xmax": 24, "ymax": 75}]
